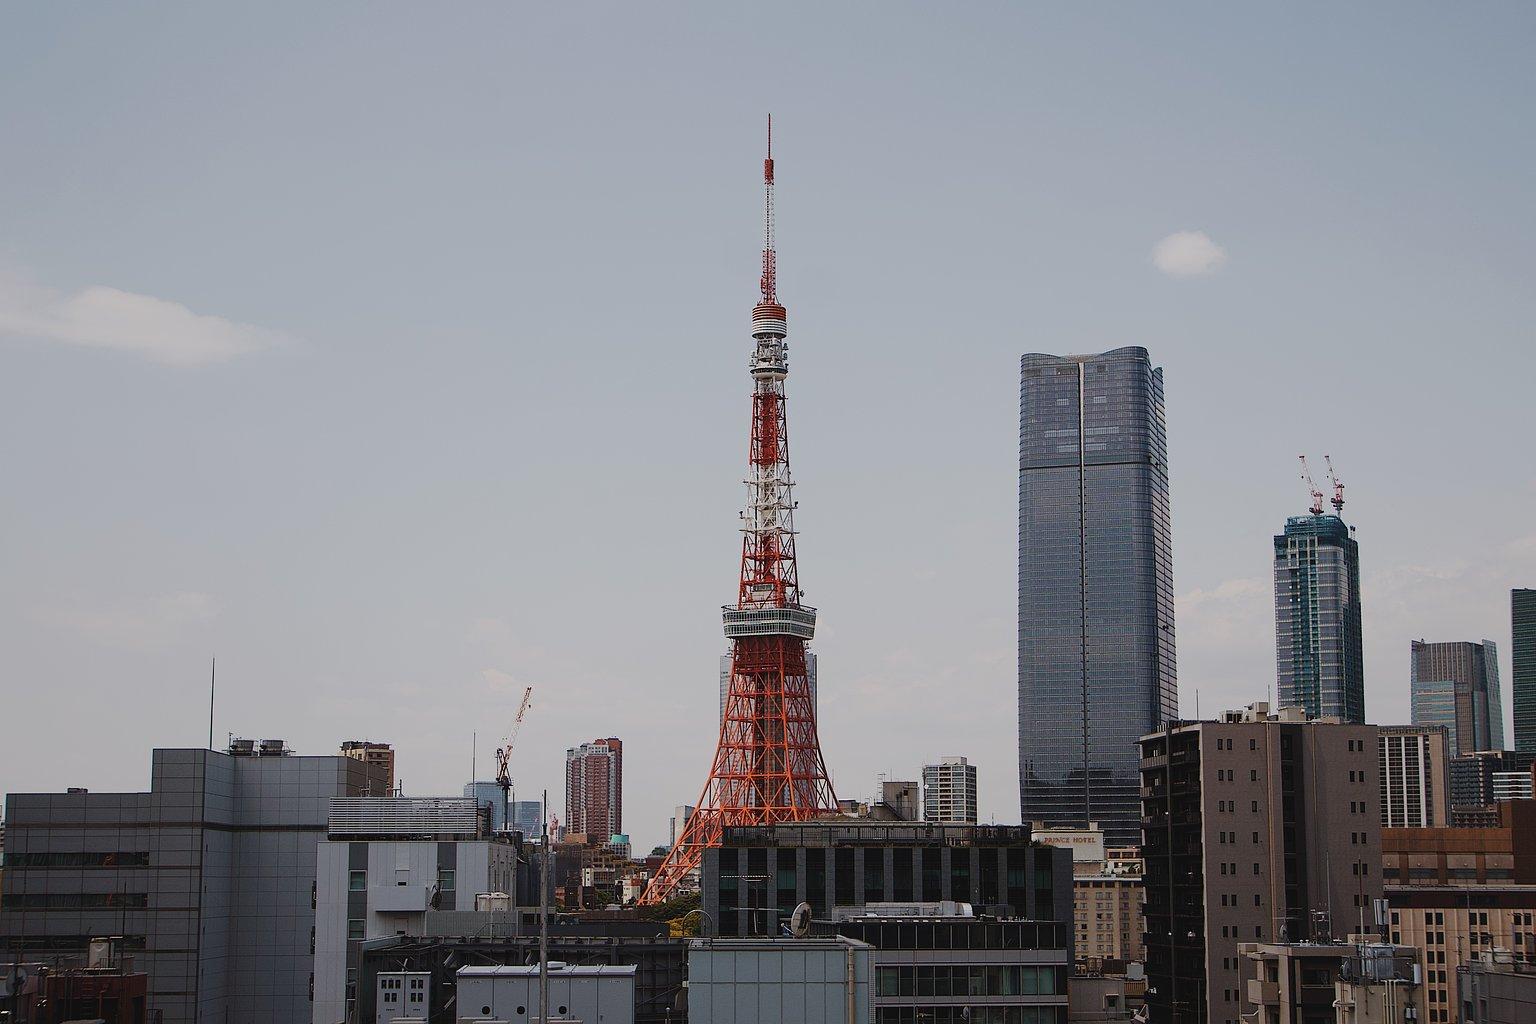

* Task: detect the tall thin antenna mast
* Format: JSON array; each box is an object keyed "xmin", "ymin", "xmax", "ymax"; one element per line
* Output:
[{"xmin": 207, "ymin": 657, "xmax": 216, "ymax": 750}]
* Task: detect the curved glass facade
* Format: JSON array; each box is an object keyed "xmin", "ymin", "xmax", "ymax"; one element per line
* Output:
[{"xmin": 1017, "ymin": 347, "xmax": 1177, "ymax": 846}]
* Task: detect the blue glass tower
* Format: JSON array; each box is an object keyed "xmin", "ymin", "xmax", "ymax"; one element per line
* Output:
[
  {"xmin": 1273, "ymin": 514, "xmax": 1365, "ymax": 723},
  {"xmin": 1017, "ymin": 346, "xmax": 1177, "ymax": 846}
]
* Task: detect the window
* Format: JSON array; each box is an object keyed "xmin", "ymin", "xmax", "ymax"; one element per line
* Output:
[
  {"xmin": 349, "ymin": 870, "xmax": 366, "ymax": 892},
  {"xmin": 347, "ymin": 919, "xmax": 365, "ymax": 940},
  {"xmin": 437, "ymin": 869, "xmax": 455, "ymax": 891}
]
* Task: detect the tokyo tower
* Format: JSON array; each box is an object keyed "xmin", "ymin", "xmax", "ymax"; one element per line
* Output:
[{"xmin": 639, "ymin": 118, "xmax": 839, "ymax": 905}]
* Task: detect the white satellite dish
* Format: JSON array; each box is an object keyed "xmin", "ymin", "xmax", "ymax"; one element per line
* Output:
[{"xmin": 789, "ymin": 902, "xmax": 813, "ymax": 937}]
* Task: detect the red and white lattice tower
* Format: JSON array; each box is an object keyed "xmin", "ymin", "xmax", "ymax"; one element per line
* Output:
[{"xmin": 639, "ymin": 118, "xmax": 839, "ymax": 905}]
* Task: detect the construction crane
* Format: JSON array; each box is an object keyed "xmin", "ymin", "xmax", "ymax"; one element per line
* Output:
[
  {"xmin": 1324, "ymin": 455, "xmax": 1345, "ymax": 513},
  {"xmin": 494, "ymin": 685, "xmax": 534, "ymax": 831},
  {"xmin": 1299, "ymin": 455, "xmax": 1325, "ymax": 516}
]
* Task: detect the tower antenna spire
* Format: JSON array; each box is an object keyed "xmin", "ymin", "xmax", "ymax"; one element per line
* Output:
[{"xmin": 761, "ymin": 114, "xmax": 776, "ymax": 304}]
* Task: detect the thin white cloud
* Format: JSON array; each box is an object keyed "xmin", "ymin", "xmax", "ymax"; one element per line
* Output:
[
  {"xmin": 0, "ymin": 273, "xmax": 295, "ymax": 366},
  {"xmin": 40, "ymin": 591, "xmax": 218, "ymax": 649},
  {"xmin": 1151, "ymin": 230, "xmax": 1227, "ymax": 277}
]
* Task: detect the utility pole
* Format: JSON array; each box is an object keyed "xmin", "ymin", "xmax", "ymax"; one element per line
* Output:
[{"xmin": 539, "ymin": 787, "xmax": 549, "ymax": 1023}]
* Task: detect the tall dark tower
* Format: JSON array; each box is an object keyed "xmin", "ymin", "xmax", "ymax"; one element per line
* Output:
[
  {"xmin": 1017, "ymin": 347, "xmax": 1177, "ymax": 847},
  {"xmin": 641, "ymin": 119, "xmax": 838, "ymax": 905}
]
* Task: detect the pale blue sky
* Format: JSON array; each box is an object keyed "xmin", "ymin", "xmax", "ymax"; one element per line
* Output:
[{"xmin": 3, "ymin": 4, "xmax": 1533, "ymax": 850}]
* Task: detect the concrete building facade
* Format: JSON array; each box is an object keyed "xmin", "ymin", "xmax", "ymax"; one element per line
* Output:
[
  {"xmin": 1379, "ymin": 724, "xmax": 1451, "ymax": 828},
  {"xmin": 922, "ymin": 758, "xmax": 978, "ymax": 825},
  {"xmin": 1458, "ymin": 954, "xmax": 1536, "ymax": 1024},
  {"xmin": 1017, "ymin": 346, "xmax": 1177, "ymax": 848},
  {"xmin": 1386, "ymin": 886, "xmax": 1536, "ymax": 1023},
  {"xmin": 1139, "ymin": 704, "xmax": 1382, "ymax": 1024},
  {"xmin": 1238, "ymin": 939, "xmax": 1422, "ymax": 1024},
  {"xmin": 0, "ymin": 744, "xmax": 386, "ymax": 1024},
  {"xmin": 311, "ymin": 797, "xmax": 527, "ymax": 1024}
]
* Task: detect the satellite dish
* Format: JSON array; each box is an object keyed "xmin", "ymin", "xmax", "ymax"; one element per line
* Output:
[{"xmin": 790, "ymin": 902, "xmax": 813, "ymax": 937}]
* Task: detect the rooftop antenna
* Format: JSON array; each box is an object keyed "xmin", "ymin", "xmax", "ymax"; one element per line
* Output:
[
  {"xmin": 207, "ymin": 657, "xmax": 216, "ymax": 750},
  {"xmin": 1298, "ymin": 456, "xmax": 1325, "ymax": 516},
  {"xmin": 1324, "ymin": 455, "xmax": 1345, "ymax": 514}
]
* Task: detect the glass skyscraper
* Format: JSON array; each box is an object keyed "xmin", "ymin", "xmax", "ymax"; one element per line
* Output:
[
  {"xmin": 1273, "ymin": 514, "xmax": 1365, "ymax": 722},
  {"xmin": 1515, "ymin": 589, "xmax": 1536, "ymax": 754},
  {"xmin": 1017, "ymin": 346, "xmax": 1176, "ymax": 847},
  {"xmin": 1411, "ymin": 639, "xmax": 1504, "ymax": 756}
]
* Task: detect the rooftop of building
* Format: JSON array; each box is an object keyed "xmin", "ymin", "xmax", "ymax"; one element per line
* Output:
[
  {"xmin": 458, "ymin": 964, "xmax": 637, "ymax": 978},
  {"xmin": 719, "ymin": 821, "xmax": 1035, "ymax": 847}
]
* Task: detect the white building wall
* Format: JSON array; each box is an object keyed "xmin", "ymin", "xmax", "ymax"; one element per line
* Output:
[{"xmin": 313, "ymin": 842, "xmax": 351, "ymax": 1024}]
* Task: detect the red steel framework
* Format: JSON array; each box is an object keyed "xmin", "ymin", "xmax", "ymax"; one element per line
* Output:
[{"xmin": 639, "ymin": 118, "xmax": 839, "ymax": 905}]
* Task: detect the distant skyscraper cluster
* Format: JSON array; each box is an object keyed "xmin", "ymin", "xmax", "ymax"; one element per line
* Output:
[{"xmin": 1017, "ymin": 346, "xmax": 1177, "ymax": 846}]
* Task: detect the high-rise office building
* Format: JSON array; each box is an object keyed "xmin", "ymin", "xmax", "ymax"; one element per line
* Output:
[
  {"xmin": 564, "ymin": 737, "xmax": 622, "ymax": 837},
  {"xmin": 0, "ymin": 742, "xmax": 387, "ymax": 1024},
  {"xmin": 1379, "ymin": 724, "xmax": 1451, "ymax": 828},
  {"xmin": 1514, "ymin": 589, "xmax": 1536, "ymax": 754},
  {"xmin": 1017, "ymin": 346, "xmax": 1176, "ymax": 847},
  {"xmin": 1140, "ymin": 704, "xmax": 1381, "ymax": 1024},
  {"xmin": 1411, "ymin": 640, "xmax": 1504, "ymax": 756},
  {"xmin": 1273, "ymin": 513, "xmax": 1365, "ymax": 723},
  {"xmin": 921, "ymin": 757, "xmax": 978, "ymax": 824}
]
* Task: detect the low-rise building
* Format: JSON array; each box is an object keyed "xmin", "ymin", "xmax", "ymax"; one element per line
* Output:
[
  {"xmin": 1385, "ymin": 885, "xmax": 1536, "ymax": 1022},
  {"xmin": 687, "ymin": 937, "xmax": 873, "ymax": 1024},
  {"xmin": 1239, "ymin": 938, "xmax": 1422, "ymax": 1024},
  {"xmin": 358, "ymin": 931, "xmax": 683, "ymax": 1024},
  {"xmin": 312, "ymin": 796, "xmax": 533, "ymax": 1024},
  {"xmin": 701, "ymin": 822, "xmax": 1072, "ymax": 939},
  {"xmin": 1458, "ymin": 953, "xmax": 1536, "ymax": 1023},
  {"xmin": 827, "ymin": 913, "xmax": 1070, "ymax": 1023},
  {"xmin": 455, "ymin": 963, "xmax": 637, "ymax": 1024}
]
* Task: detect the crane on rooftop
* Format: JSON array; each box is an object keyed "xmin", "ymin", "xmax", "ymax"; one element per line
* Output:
[
  {"xmin": 495, "ymin": 685, "xmax": 534, "ymax": 830},
  {"xmin": 1299, "ymin": 455, "xmax": 1325, "ymax": 516},
  {"xmin": 1325, "ymin": 455, "xmax": 1345, "ymax": 514}
]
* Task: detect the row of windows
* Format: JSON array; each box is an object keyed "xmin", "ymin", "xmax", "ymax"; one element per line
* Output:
[
  {"xmin": 4, "ymin": 852, "xmax": 151, "ymax": 868},
  {"xmin": 876, "ymin": 1006, "xmax": 1066, "ymax": 1024},
  {"xmin": 4, "ymin": 892, "xmax": 148, "ymax": 909},
  {"xmin": 875, "ymin": 965, "xmax": 1065, "ymax": 998}
]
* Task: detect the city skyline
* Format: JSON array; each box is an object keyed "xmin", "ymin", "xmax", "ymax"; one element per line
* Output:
[{"xmin": 2, "ymin": 6, "xmax": 1535, "ymax": 853}]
